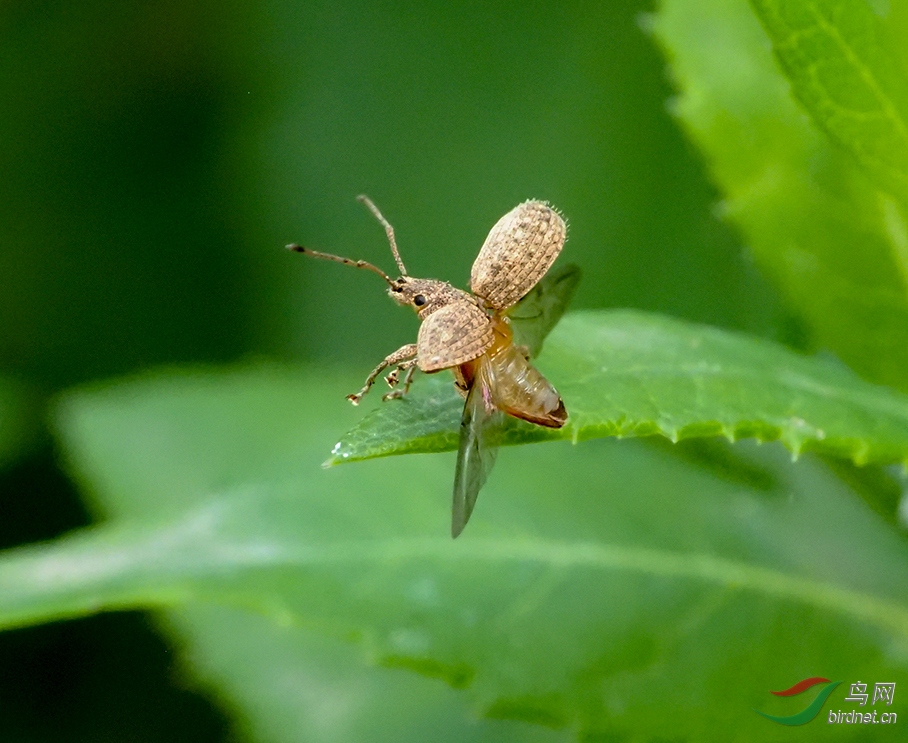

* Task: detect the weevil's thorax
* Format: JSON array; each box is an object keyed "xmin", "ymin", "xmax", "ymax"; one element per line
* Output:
[{"xmin": 388, "ymin": 276, "xmax": 479, "ymax": 319}]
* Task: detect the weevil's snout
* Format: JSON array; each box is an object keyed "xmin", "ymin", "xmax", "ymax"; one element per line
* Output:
[
  {"xmin": 387, "ymin": 277, "xmax": 428, "ymax": 311},
  {"xmin": 388, "ymin": 276, "xmax": 407, "ymax": 304},
  {"xmin": 387, "ymin": 277, "xmax": 413, "ymax": 307},
  {"xmin": 388, "ymin": 276, "xmax": 449, "ymax": 316}
]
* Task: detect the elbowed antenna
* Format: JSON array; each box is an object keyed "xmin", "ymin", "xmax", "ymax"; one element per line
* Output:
[
  {"xmin": 285, "ymin": 244, "xmax": 394, "ymax": 285},
  {"xmin": 357, "ymin": 195, "xmax": 408, "ymax": 276}
]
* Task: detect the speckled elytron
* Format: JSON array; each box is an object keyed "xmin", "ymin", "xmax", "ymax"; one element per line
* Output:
[{"xmin": 287, "ymin": 196, "xmax": 578, "ymax": 537}]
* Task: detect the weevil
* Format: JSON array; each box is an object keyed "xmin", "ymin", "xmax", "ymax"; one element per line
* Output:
[{"xmin": 287, "ymin": 196, "xmax": 578, "ymax": 537}]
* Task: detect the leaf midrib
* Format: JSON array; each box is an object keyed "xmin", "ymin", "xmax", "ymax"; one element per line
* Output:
[{"xmin": 4, "ymin": 524, "xmax": 907, "ymax": 640}]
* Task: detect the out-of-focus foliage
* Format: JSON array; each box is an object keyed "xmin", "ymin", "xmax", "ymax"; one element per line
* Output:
[
  {"xmin": 1, "ymin": 0, "xmax": 906, "ymax": 741},
  {"xmin": 0, "ymin": 378, "xmax": 40, "ymax": 470},
  {"xmin": 654, "ymin": 0, "xmax": 908, "ymax": 390},
  {"xmin": 752, "ymin": 0, "xmax": 908, "ymax": 203}
]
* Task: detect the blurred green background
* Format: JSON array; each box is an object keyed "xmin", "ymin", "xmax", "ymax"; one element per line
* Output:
[{"xmin": 0, "ymin": 0, "xmax": 798, "ymax": 739}]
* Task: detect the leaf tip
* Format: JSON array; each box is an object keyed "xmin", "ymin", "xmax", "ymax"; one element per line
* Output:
[
  {"xmin": 322, "ymin": 441, "xmax": 349, "ymax": 468},
  {"xmin": 781, "ymin": 430, "xmax": 803, "ymax": 461}
]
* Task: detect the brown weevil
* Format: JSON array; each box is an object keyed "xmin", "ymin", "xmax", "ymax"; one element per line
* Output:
[{"xmin": 287, "ymin": 196, "xmax": 578, "ymax": 537}]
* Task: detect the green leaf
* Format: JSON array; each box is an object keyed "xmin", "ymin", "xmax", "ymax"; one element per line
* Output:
[
  {"xmin": 652, "ymin": 0, "xmax": 908, "ymax": 391},
  {"xmin": 0, "ymin": 365, "xmax": 904, "ymax": 740},
  {"xmin": 332, "ymin": 310, "xmax": 908, "ymax": 468},
  {"xmin": 750, "ymin": 0, "xmax": 908, "ymax": 204},
  {"xmin": 167, "ymin": 605, "xmax": 567, "ymax": 743}
]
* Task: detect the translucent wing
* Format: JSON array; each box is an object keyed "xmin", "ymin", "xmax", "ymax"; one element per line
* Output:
[
  {"xmin": 470, "ymin": 201, "xmax": 567, "ymax": 310},
  {"xmin": 451, "ymin": 361, "xmax": 503, "ymax": 538},
  {"xmin": 507, "ymin": 263, "xmax": 581, "ymax": 358}
]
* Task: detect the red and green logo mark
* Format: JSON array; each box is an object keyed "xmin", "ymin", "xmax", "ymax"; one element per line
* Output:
[{"xmin": 755, "ymin": 677, "xmax": 842, "ymax": 726}]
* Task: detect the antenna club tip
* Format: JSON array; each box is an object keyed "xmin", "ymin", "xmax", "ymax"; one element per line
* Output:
[{"xmin": 285, "ymin": 243, "xmax": 304, "ymax": 252}]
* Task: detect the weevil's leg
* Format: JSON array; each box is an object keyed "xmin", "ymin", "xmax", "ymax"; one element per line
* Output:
[
  {"xmin": 347, "ymin": 344, "xmax": 417, "ymax": 405},
  {"xmin": 383, "ymin": 359, "xmax": 418, "ymax": 401},
  {"xmin": 385, "ymin": 368, "xmax": 401, "ymax": 387},
  {"xmin": 385, "ymin": 356, "xmax": 418, "ymax": 387},
  {"xmin": 399, "ymin": 363, "xmax": 418, "ymax": 393}
]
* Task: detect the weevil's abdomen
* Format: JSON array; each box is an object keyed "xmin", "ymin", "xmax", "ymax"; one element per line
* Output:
[
  {"xmin": 455, "ymin": 316, "xmax": 567, "ymax": 429},
  {"xmin": 485, "ymin": 343, "xmax": 566, "ymax": 428}
]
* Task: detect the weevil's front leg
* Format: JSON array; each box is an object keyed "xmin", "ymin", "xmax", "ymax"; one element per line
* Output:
[
  {"xmin": 346, "ymin": 344, "xmax": 418, "ymax": 405},
  {"xmin": 383, "ymin": 359, "xmax": 418, "ymax": 401},
  {"xmin": 384, "ymin": 357, "xmax": 418, "ymax": 388}
]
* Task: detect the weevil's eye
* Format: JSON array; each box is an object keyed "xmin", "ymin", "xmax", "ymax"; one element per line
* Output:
[{"xmin": 413, "ymin": 294, "xmax": 427, "ymax": 307}]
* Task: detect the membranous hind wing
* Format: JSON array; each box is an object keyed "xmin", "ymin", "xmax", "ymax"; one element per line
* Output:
[
  {"xmin": 507, "ymin": 263, "xmax": 581, "ymax": 358},
  {"xmin": 452, "ymin": 359, "xmax": 503, "ymax": 538},
  {"xmin": 451, "ymin": 265, "xmax": 578, "ymax": 537}
]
